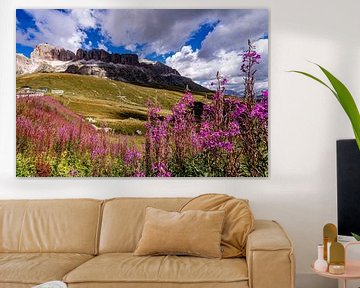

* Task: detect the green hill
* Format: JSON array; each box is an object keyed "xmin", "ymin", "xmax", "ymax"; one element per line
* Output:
[{"xmin": 16, "ymin": 73, "xmax": 211, "ymax": 135}]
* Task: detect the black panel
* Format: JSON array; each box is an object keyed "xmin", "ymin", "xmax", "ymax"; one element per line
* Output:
[{"xmin": 337, "ymin": 139, "xmax": 360, "ymax": 236}]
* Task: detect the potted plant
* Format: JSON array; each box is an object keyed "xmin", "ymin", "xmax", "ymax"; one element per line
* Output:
[{"xmin": 291, "ymin": 64, "xmax": 360, "ymax": 240}]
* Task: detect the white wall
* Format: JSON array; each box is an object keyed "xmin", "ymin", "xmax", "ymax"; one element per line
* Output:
[{"xmin": 1, "ymin": 0, "xmax": 360, "ymax": 287}]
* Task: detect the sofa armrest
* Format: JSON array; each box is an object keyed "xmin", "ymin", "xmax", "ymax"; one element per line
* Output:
[{"xmin": 246, "ymin": 220, "xmax": 295, "ymax": 288}]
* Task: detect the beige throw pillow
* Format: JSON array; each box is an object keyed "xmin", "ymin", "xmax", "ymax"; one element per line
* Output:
[
  {"xmin": 134, "ymin": 207, "xmax": 225, "ymax": 258},
  {"xmin": 181, "ymin": 194, "xmax": 255, "ymax": 258}
]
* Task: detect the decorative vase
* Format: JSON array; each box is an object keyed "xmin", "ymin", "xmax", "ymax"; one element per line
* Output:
[{"xmin": 314, "ymin": 244, "xmax": 328, "ymax": 272}]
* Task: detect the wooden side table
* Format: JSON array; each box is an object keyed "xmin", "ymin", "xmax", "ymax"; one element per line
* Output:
[{"xmin": 311, "ymin": 242, "xmax": 360, "ymax": 288}]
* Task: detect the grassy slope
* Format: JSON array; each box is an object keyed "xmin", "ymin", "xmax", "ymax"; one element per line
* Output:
[{"xmin": 16, "ymin": 73, "xmax": 211, "ymax": 136}]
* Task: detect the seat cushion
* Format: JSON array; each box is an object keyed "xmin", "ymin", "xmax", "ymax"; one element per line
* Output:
[
  {"xmin": 0, "ymin": 253, "xmax": 93, "ymax": 285},
  {"xmin": 64, "ymin": 253, "xmax": 248, "ymax": 286}
]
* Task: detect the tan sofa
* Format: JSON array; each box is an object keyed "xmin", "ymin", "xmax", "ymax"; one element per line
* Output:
[{"xmin": 0, "ymin": 198, "xmax": 295, "ymax": 288}]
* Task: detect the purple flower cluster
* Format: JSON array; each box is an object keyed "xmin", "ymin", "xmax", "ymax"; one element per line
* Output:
[
  {"xmin": 198, "ymin": 125, "xmax": 234, "ymax": 152},
  {"xmin": 241, "ymin": 51, "xmax": 261, "ymax": 73},
  {"xmin": 16, "ymin": 96, "xmax": 129, "ymax": 176},
  {"xmin": 123, "ymin": 147, "xmax": 143, "ymax": 177},
  {"xmin": 133, "ymin": 170, "xmax": 145, "ymax": 177},
  {"xmin": 251, "ymin": 90, "xmax": 268, "ymax": 120},
  {"xmin": 69, "ymin": 169, "xmax": 78, "ymax": 177},
  {"xmin": 144, "ymin": 103, "xmax": 171, "ymax": 176},
  {"xmin": 151, "ymin": 162, "xmax": 171, "ymax": 177},
  {"xmin": 124, "ymin": 147, "xmax": 142, "ymax": 165}
]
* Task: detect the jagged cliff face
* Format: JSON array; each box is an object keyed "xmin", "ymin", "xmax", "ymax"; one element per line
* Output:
[
  {"xmin": 16, "ymin": 43, "xmax": 209, "ymax": 92},
  {"xmin": 30, "ymin": 43, "xmax": 75, "ymax": 61},
  {"xmin": 16, "ymin": 53, "xmax": 70, "ymax": 75},
  {"xmin": 16, "ymin": 54, "xmax": 35, "ymax": 75},
  {"xmin": 64, "ymin": 62, "xmax": 205, "ymax": 92},
  {"xmin": 75, "ymin": 48, "xmax": 139, "ymax": 65}
]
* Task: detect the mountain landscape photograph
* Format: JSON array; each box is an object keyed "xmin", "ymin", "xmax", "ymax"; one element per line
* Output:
[{"xmin": 16, "ymin": 9, "xmax": 269, "ymax": 177}]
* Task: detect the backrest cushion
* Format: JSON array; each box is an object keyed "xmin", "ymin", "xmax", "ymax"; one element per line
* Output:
[
  {"xmin": 99, "ymin": 198, "xmax": 189, "ymax": 253},
  {"xmin": 181, "ymin": 194, "xmax": 254, "ymax": 258},
  {"xmin": 134, "ymin": 207, "xmax": 225, "ymax": 258},
  {"xmin": 0, "ymin": 199, "xmax": 102, "ymax": 254}
]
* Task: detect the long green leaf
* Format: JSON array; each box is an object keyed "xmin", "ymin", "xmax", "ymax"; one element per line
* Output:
[
  {"xmin": 290, "ymin": 65, "xmax": 360, "ymax": 150},
  {"xmin": 353, "ymin": 127, "xmax": 360, "ymax": 149},
  {"xmin": 316, "ymin": 64, "xmax": 360, "ymax": 150},
  {"xmin": 289, "ymin": 70, "xmax": 337, "ymax": 99},
  {"xmin": 351, "ymin": 232, "xmax": 360, "ymax": 241}
]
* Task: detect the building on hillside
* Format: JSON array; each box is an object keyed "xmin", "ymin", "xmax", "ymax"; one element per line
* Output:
[
  {"xmin": 18, "ymin": 86, "xmax": 32, "ymax": 93},
  {"xmin": 38, "ymin": 87, "xmax": 50, "ymax": 93},
  {"xmin": 51, "ymin": 89, "xmax": 64, "ymax": 96}
]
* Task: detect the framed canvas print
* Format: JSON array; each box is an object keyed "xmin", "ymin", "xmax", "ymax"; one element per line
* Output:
[{"xmin": 16, "ymin": 9, "xmax": 269, "ymax": 177}]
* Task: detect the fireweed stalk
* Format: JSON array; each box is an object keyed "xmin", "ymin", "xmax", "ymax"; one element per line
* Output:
[{"xmin": 144, "ymin": 102, "xmax": 171, "ymax": 177}]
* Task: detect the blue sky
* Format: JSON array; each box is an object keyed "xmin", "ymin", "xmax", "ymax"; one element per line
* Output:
[{"xmin": 16, "ymin": 9, "xmax": 268, "ymax": 92}]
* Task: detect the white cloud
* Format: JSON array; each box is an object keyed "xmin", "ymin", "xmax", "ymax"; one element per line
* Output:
[
  {"xmin": 96, "ymin": 10, "xmax": 218, "ymax": 55},
  {"xmin": 97, "ymin": 41, "xmax": 108, "ymax": 52},
  {"xmin": 83, "ymin": 41, "xmax": 93, "ymax": 50},
  {"xmin": 94, "ymin": 9, "xmax": 268, "ymax": 59},
  {"xmin": 255, "ymin": 38, "xmax": 268, "ymax": 54},
  {"xmin": 198, "ymin": 10, "xmax": 268, "ymax": 59},
  {"xmin": 125, "ymin": 44, "xmax": 137, "ymax": 52},
  {"xmin": 16, "ymin": 9, "xmax": 97, "ymax": 52},
  {"xmin": 166, "ymin": 46, "xmax": 239, "ymax": 81},
  {"xmin": 70, "ymin": 9, "xmax": 97, "ymax": 29},
  {"xmin": 166, "ymin": 38, "xmax": 268, "ymax": 93},
  {"xmin": 251, "ymin": 38, "xmax": 269, "ymax": 83}
]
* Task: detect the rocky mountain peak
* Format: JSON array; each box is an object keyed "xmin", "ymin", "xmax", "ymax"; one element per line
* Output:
[
  {"xmin": 75, "ymin": 48, "xmax": 139, "ymax": 65},
  {"xmin": 30, "ymin": 43, "xmax": 75, "ymax": 61},
  {"xmin": 17, "ymin": 43, "xmax": 210, "ymax": 93}
]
